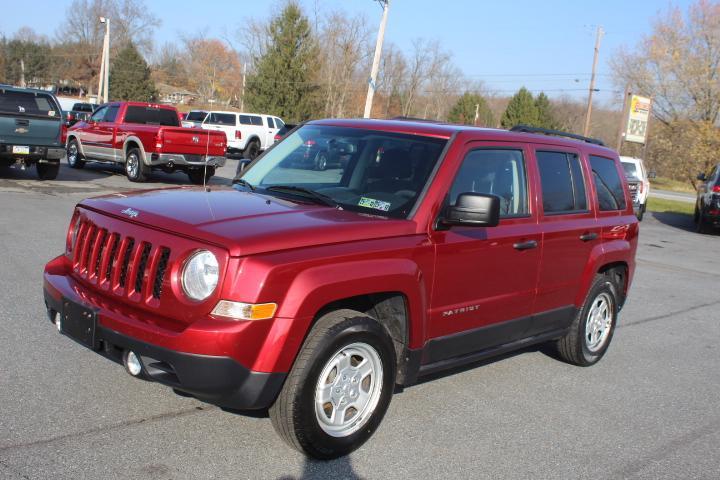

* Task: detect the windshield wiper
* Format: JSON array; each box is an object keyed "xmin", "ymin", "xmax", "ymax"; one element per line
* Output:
[
  {"xmin": 232, "ymin": 178, "xmax": 256, "ymax": 191},
  {"xmin": 265, "ymin": 185, "xmax": 340, "ymax": 208}
]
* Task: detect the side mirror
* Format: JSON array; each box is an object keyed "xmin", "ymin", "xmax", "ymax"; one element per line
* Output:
[
  {"xmin": 648, "ymin": 171, "xmax": 657, "ymax": 179},
  {"xmin": 697, "ymin": 172, "xmax": 707, "ymax": 181},
  {"xmin": 442, "ymin": 193, "xmax": 500, "ymax": 227}
]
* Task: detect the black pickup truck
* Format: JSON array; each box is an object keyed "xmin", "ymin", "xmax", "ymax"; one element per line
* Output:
[{"xmin": 0, "ymin": 86, "xmax": 65, "ymax": 179}]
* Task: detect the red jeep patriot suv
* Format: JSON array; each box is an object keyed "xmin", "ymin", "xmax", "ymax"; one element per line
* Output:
[{"xmin": 43, "ymin": 119, "xmax": 638, "ymax": 459}]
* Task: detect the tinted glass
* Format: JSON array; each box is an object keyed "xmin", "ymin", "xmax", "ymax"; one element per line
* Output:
[
  {"xmin": 449, "ymin": 149, "xmax": 528, "ymax": 217},
  {"xmin": 90, "ymin": 106, "xmax": 107, "ymax": 122},
  {"xmin": 124, "ymin": 106, "xmax": 180, "ymax": 126},
  {"xmin": 0, "ymin": 90, "xmax": 60, "ymax": 118},
  {"xmin": 240, "ymin": 125, "xmax": 447, "ymax": 219},
  {"xmin": 622, "ymin": 161, "xmax": 639, "ymax": 179},
  {"xmin": 103, "ymin": 105, "xmax": 119, "ymax": 122},
  {"xmin": 275, "ymin": 118, "xmax": 285, "ymax": 128},
  {"xmin": 73, "ymin": 103, "xmax": 94, "ymax": 112},
  {"xmin": 537, "ymin": 151, "xmax": 587, "ymax": 213},
  {"xmin": 250, "ymin": 116, "xmax": 263, "ymax": 126},
  {"xmin": 266, "ymin": 117, "xmax": 274, "ymax": 128},
  {"xmin": 590, "ymin": 155, "xmax": 627, "ymax": 211},
  {"xmin": 186, "ymin": 111, "xmax": 207, "ymax": 121},
  {"xmin": 207, "ymin": 113, "xmax": 236, "ymax": 125}
]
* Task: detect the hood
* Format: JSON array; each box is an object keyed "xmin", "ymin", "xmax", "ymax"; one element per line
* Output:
[{"xmin": 79, "ymin": 186, "xmax": 417, "ymax": 257}]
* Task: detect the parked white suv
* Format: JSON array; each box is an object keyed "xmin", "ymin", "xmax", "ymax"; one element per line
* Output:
[
  {"xmin": 620, "ymin": 156, "xmax": 650, "ymax": 220},
  {"xmin": 201, "ymin": 111, "xmax": 284, "ymax": 159}
]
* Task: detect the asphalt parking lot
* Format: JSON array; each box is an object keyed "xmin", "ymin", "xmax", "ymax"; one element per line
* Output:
[{"xmin": 1, "ymin": 161, "xmax": 719, "ymax": 480}]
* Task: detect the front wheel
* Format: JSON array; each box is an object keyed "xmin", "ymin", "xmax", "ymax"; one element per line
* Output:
[
  {"xmin": 66, "ymin": 139, "xmax": 85, "ymax": 169},
  {"xmin": 125, "ymin": 148, "xmax": 149, "ymax": 182},
  {"xmin": 556, "ymin": 273, "xmax": 618, "ymax": 366},
  {"xmin": 269, "ymin": 309, "xmax": 396, "ymax": 460},
  {"xmin": 244, "ymin": 140, "xmax": 260, "ymax": 160}
]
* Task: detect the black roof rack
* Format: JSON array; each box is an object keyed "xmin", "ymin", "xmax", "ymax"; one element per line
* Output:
[
  {"xmin": 390, "ymin": 116, "xmax": 446, "ymax": 124},
  {"xmin": 510, "ymin": 125, "xmax": 605, "ymax": 146}
]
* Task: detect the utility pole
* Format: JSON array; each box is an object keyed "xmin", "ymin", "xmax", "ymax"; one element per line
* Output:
[
  {"xmin": 19, "ymin": 59, "xmax": 26, "ymax": 88},
  {"xmin": 240, "ymin": 62, "xmax": 247, "ymax": 112},
  {"xmin": 616, "ymin": 85, "xmax": 631, "ymax": 151},
  {"xmin": 97, "ymin": 17, "xmax": 110, "ymax": 103},
  {"xmin": 363, "ymin": 0, "xmax": 390, "ymax": 119},
  {"xmin": 474, "ymin": 103, "xmax": 480, "ymax": 126},
  {"xmin": 583, "ymin": 25, "xmax": 603, "ymax": 137}
]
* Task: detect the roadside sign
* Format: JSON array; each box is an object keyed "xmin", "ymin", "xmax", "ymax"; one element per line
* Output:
[{"xmin": 624, "ymin": 95, "xmax": 652, "ymax": 144}]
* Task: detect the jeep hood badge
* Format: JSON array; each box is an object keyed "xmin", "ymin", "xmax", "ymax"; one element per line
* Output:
[{"xmin": 120, "ymin": 207, "xmax": 139, "ymax": 218}]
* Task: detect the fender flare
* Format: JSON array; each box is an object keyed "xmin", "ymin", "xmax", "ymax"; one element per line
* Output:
[
  {"xmin": 122, "ymin": 136, "xmax": 148, "ymax": 165},
  {"xmin": 66, "ymin": 134, "xmax": 86, "ymax": 157},
  {"xmin": 254, "ymin": 258, "xmax": 429, "ymax": 373},
  {"xmin": 574, "ymin": 240, "xmax": 631, "ymax": 306}
]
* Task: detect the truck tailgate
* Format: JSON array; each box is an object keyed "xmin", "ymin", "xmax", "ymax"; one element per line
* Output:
[
  {"xmin": 159, "ymin": 127, "xmax": 226, "ymax": 156},
  {"xmin": 0, "ymin": 89, "xmax": 63, "ymax": 147}
]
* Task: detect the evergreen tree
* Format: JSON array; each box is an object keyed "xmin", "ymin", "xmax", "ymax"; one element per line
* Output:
[
  {"xmin": 246, "ymin": 1, "xmax": 319, "ymax": 121},
  {"xmin": 534, "ymin": 92, "xmax": 560, "ymax": 129},
  {"xmin": 447, "ymin": 92, "xmax": 494, "ymax": 127},
  {"xmin": 500, "ymin": 87, "xmax": 538, "ymax": 129},
  {"xmin": 109, "ymin": 42, "xmax": 157, "ymax": 102}
]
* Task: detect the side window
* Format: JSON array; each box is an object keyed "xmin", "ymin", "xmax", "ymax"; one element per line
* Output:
[
  {"xmin": 250, "ymin": 115, "xmax": 263, "ymax": 126},
  {"xmin": 275, "ymin": 118, "xmax": 284, "ymax": 128},
  {"xmin": 590, "ymin": 155, "xmax": 627, "ymax": 211},
  {"xmin": 266, "ymin": 117, "xmax": 274, "ymax": 128},
  {"xmin": 536, "ymin": 151, "xmax": 587, "ymax": 214},
  {"xmin": 103, "ymin": 105, "xmax": 119, "ymax": 123},
  {"xmin": 448, "ymin": 149, "xmax": 528, "ymax": 218},
  {"xmin": 90, "ymin": 106, "xmax": 107, "ymax": 122},
  {"xmin": 239, "ymin": 115, "xmax": 252, "ymax": 125}
]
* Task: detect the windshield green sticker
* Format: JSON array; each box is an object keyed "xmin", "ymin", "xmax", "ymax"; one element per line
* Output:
[{"xmin": 358, "ymin": 197, "xmax": 391, "ymax": 212}]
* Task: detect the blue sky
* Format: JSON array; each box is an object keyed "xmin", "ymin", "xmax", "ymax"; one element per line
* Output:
[{"xmin": 2, "ymin": 0, "xmax": 692, "ymax": 105}]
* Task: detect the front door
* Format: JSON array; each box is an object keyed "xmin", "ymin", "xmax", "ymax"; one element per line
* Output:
[{"xmin": 427, "ymin": 143, "xmax": 541, "ymax": 364}]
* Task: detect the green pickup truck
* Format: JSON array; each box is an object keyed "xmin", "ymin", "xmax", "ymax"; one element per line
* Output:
[{"xmin": 0, "ymin": 86, "xmax": 65, "ymax": 180}]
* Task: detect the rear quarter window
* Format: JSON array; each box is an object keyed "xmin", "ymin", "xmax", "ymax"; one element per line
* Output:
[{"xmin": 590, "ymin": 155, "xmax": 627, "ymax": 211}]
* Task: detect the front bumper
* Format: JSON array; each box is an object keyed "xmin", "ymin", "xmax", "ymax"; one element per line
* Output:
[
  {"xmin": 149, "ymin": 153, "xmax": 226, "ymax": 168},
  {"xmin": 43, "ymin": 260, "xmax": 285, "ymax": 410},
  {"xmin": 0, "ymin": 144, "xmax": 65, "ymax": 161}
]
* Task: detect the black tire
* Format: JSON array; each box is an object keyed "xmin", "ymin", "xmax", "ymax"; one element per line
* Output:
[
  {"xmin": 269, "ymin": 309, "xmax": 397, "ymax": 460},
  {"xmin": 636, "ymin": 206, "xmax": 644, "ymax": 221},
  {"xmin": 696, "ymin": 208, "xmax": 710, "ymax": 234},
  {"xmin": 66, "ymin": 139, "xmax": 85, "ymax": 169},
  {"xmin": 693, "ymin": 205, "xmax": 700, "ymax": 223},
  {"xmin": 124, "ymin": 148, "xmax": 149, "ymax": 182},
  {"xmin": 244, "ymin": 140, "xmax": 260, "ymax": 160},
  {"xmin": 556, "ymin": 273, "xmax": 618, "ymax": 366},
  {"xmin": 187, "ymin": 167, "xmax": 215, "ymax": 185},
  {"xmin": 36, "ymin": 161, "xmax": 59, "ymax": 180},
  {"xmin": 315, "ymin": 151, "xmax": 328, "ymax": 171}
]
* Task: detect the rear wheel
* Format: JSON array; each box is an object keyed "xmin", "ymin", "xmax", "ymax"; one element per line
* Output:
[
  {"xmin": 187, "ymin": 167, "xmax": 215, "ymax": 185},
  {"xmin": 36, "ymin": 161, "xmax": 59, "ymax": 180},
  {"xmin": 244, "ymin": 140, "xmax": 260, "ymax": 160},
  {"xmin": 314, "ymin": 151, "xmax": 328, "ymax": 171},
  {"xmin": 269, "ymin": 309, "xmax": 396, "ymax": 459},
  {"xmin": 696, "ymin": 208, "xmax": 711, "ymax": 234},
  {"xmin": 66, "ymin": 139, "xmax": 85, "ymax": 169},
  {"xmin": 556, "ymin": 273, "xmax": 618, "ymax": 366},
  {"xmin": 124, "ymin": 148, "xmax": 149, "ymax": 182}
]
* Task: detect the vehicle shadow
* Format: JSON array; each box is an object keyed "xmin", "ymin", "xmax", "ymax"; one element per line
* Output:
[
  {"xmin": 648, "ymin": 211, "xmax": 696, "ymax": 233},
  {"xmin": 277, "ymin": 456, "xmax": 361, "ymax": 480}
]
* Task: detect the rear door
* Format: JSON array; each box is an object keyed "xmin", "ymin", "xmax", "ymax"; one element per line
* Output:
[
  {"xmin": 427, "ymin": 142, "xmax": 542, "ymax": 363},
  {"xmin": 263, "ymin": 116, "xmax": 277, "ymax": 147},
  {"xmin": 0, "ymin": 89, "xmax": 62, "ymax": 147},
  {"xmin": 533, "ymin": 147, "xmax": 599, "ymax": 319}
]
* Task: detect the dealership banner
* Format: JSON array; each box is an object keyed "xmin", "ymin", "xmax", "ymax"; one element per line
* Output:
[{"xmin": 625, "ymin": 95, "xmax": 652, "ymax": 144}]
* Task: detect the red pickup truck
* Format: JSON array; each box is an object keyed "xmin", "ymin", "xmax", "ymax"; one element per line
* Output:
[
  {"xmin": 65, "ymin": 102, "xmax": 226, "ymax": 183},
  {"xmin": 44, "ymin": 119, "xmax": 637, "ymax": 459}
]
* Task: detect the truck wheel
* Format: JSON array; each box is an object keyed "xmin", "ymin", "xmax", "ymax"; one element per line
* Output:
[
  {"xmin": 269, "ymin": 309, "xmax": 396, "ymax": 460},
  {"xmin": 36, "ymin": 161, "xmax": 59, "ymax": 180},
  {"xmin": 66, "ymin": 139, "xmax": 85, "ymax": 169},
  {"xmin": 636, "ymin": 205, "xmax": 644, "ymax": 221},
  {"xmin": 244, "ymin": 140, "xmax": 260, "ymax": 160},
  {"xmin": 125, "ymin": 148, "xmax": 149, "ymax": 182},
  {"xmin": 696, "ymin": 210, "xmax": 711, "ymax": 234},
  {"xmin": 187, "ymin": 167, "xmax": 215, "ymax": 185},
  {"xmin": 314, "ymin": 151, "xmax": 328, "ymax": 171},
  {"xmin": 556, "ymin": 273, "xmax": 618, "ymax": 366}
]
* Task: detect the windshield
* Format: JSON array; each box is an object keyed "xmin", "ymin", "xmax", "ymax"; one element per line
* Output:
[
  {"xmin": 622, "ymin": 161, "xmax": 639, "ymax": 179},
  {"xmin": 238, "ymin": 125, "xmax": 447, "ymax": 219},
  {"xmin": 186, "ymin": 111, "xmax": 207, "ymax": 121}
]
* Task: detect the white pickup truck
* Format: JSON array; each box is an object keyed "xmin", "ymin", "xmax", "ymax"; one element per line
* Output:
[{"xmin": 201, "ymin": 111, "xmax": 285, "ymax": 159}]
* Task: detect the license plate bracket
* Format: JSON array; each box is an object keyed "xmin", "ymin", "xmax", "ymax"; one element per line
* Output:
[
  {"xmin": 12, "ymin": 145, "xmax": 30, "ymax": 155},
  {"xmin": 61, "ymin": 298, "xmax": 98, "ymax": 349}
]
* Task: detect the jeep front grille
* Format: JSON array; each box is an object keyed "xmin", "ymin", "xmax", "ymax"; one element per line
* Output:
[{"xmin": 71, "ymin": 219, "xmax": 171, "ymax": 302}]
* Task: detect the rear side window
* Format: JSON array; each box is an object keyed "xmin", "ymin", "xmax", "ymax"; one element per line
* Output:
[
  {"xmin": 266, "ymin": 117, "xmax": 274, "ymax": 128},
  {"xmin": 240, "ymin": 115, "xmax": 263, "ymax": 126},
  {"xmin": 207, "ymin": 113, "xmax": 236, "ymax": 126},
  {"xmin": 275, "ymin": 118, "xmax": 285, "ymax": 128},
  {"xmin": 536, "ymin": 151, "xmax": 587, "ymax": 213},
  {"xmin": 448, "ymin": 149, "xmax": 528, "ymax": 218},
  {"xmin": 124, "ymin": 106, "xmax": 180, "ymax": 126},
  {"xmin": 0, "ymin": 90, "xmax": 60, "ymax": 118},
  {"xmin": 590, "ymin": 155, "xmax": 627, "ymax": 211}
]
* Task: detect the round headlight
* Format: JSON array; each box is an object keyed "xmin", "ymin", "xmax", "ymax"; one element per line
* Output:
[{"xmin": 181, "ymin": 250, "xmax": 219, "ymax": 301}]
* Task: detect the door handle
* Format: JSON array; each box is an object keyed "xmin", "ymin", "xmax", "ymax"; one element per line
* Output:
[
  {"xmin": 579, "ymin": 232, "xmax": 598, "ymax": 242},
  {"xmin": 513, "ymin": 240, "xmax": 538, "ymax": 251}
]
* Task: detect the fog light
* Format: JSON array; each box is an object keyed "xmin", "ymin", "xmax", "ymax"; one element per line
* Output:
[
  {"xmin": 212, "ymin": 300, "xmax": 277, "ymax": 321},
  {"xmin": 124, "ymin": 350, "xmax": 143, "ymax": 376}
]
